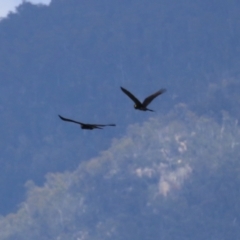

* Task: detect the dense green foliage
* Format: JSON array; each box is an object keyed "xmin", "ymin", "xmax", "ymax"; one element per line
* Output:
[{"xmin": 0, "ymin": 106, "xmax": 240, "ymax": 239}]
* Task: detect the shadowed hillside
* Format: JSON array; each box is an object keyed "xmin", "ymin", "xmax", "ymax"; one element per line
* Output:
[
  {"xmin": 0, "ymin": 0, "xmax": 240, "ymax": 214},
  {"xmin": 0, "ymin": 106, "xmax": 240, "ymax": 239}
]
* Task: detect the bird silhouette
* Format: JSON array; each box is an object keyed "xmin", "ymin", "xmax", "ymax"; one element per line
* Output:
[
  {"xmin": 120, "ymin": 87, "xmax": 166, "ymax": 112},
  {"xmin": 58, "ymin": 115, "xmax": 116, "ymax": 130}
]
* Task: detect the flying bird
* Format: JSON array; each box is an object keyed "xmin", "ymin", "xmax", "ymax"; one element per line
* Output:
[
  {"xmin": 120, "ymin": 87, "xmax": 166, "ymax": 112},
  {"xmin": 58, "ymin": 115, "xmax": 116, "ymax": 130}
]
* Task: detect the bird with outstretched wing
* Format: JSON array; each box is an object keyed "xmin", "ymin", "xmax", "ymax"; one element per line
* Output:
[
  {"xmin": 120, "ymin": 87, "xmax": 166, "ymax": 112},
  {"xmin": 58, "ymin": 115, "xmax": 116, "ymax": 130}
]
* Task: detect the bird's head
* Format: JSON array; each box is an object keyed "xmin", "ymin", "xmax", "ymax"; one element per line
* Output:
[{"xmin": 134, "ymin": 104, "xmax": 137, "ymax": 109}]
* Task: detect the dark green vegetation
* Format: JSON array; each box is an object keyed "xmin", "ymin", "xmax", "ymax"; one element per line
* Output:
[
  {"xmin": 0, "ymin": 0, "xmax": 240, "ymax": 238},
  {"xmin": 120, "ymin": 87, "xmax": 166, "ymax": 112},
  {"xmin": 58, "ymin": 115, "xmax": 116, "ymax": 129},
  {"xmin": 1, "ymin": 106, "xmax": 240, "ymax": 239}
]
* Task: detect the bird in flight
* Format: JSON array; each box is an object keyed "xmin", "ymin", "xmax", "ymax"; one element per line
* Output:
[
  {"xmin": 58, "ymin": 115, "xmax": 116, "ymax": 130},
  {"xmin": 120, "ymin": 87, "xmax": 166, "ymax": 112}
]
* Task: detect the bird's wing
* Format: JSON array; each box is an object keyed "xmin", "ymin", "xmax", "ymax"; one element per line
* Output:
[
  {"xmin": 92, "ymin": 125, "xmax": 104, "ymax": 129},
  {"xmin": 142, "ymin": 89, "xmax": 166, "ymax": 107},
  {"xmin": 94, "ymin": 124, "xmax": 116, "ymax": 127},
  {"xmin": 58, "ymin": 115, "xmax": 84, "ymax": 125},
  {"xmin": 120, "ymin": 87, "xmax": 142, "ymax": 105}
]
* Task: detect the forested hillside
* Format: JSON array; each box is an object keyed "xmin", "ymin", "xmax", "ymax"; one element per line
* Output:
[
  {"xmin": 0, "ymin": 0, "xmax": 240, "ymax": 226},
  {"xmin": 0, "ymin": 106, "xmax": 240, "ymax": 239}
]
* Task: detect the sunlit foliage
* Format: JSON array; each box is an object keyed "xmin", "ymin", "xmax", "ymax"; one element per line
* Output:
[{"xmin": 0, "ymin": 105, "xmax": 240, "ymax": 239}]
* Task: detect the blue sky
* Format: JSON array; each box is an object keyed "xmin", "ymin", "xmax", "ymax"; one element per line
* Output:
[{"xmin": 0, "ymin": 0, "xmax": 51, "ymax": 18}]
